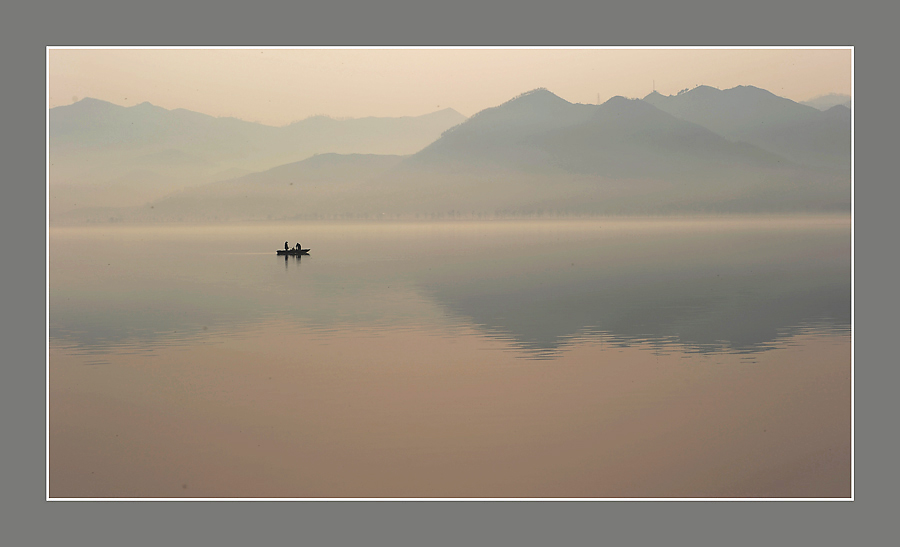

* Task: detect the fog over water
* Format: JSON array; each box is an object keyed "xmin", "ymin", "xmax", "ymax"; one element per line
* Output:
[
  {"xmin": 49, "ymin": 217, "xmax": 851, "ymax": 498},
  {"xmin": 50, "ymin": 217, "xmax": 849, "ymax": 359}
]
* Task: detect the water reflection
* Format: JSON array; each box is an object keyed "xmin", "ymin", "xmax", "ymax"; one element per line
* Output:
[
  {"xmin": 423, "ymin": 263, "xmax": 849, "ymax": 358},
  {"xmin": 49, "ymin": 217, "xmax": 850, "ymax": 361},
  {"xmin": 284, "ymin": 253, "xmax": 304, "ymax": 270},
  {"xmin": 414, "ymin": 217, "xmax": 849, "ymax": 358}
]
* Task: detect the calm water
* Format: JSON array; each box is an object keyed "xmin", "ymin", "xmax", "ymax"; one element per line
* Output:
[{"xmin": 49, "ymin": 217, "xmax": 852, "ymax": 498}]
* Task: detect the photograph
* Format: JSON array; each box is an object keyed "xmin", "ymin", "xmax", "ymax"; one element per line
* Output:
[{"xmin": 47, "ymin": 47, "xmax": 852, "ymax": 499}]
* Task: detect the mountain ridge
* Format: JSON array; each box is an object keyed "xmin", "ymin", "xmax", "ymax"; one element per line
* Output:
[
  {"xmin": 51, "ymin": 85, "xmax": 851, "ymax": 224},
  {"xmin": 50, "ymin": 98, "xmax": 467, "ymax": 214},
  {"xmin": 801, "ymin": 93, "xmax": 852, "ymax": 111},
  {"xmin": 410, "ymin": 89, "xmax": 794, "ymax": 178},
  {"xmin": 54, "ymin": 97, "xmax": 466, "ymax": 129},
  {"xmin": 642, "ymin": 85, "xmax": 850, "ymax": 169}
]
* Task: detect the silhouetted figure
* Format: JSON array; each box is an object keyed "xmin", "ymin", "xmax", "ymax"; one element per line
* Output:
[
  {"xmin": 285, "ymin": 241, "xmax": 289, "ymax": 250},
  {"xmin": 295, "ymin": 242, "xmax": 301, "ymax": 251}
]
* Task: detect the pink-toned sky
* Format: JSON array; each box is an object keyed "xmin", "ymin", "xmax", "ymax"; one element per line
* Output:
[{"xmin": 49, "ymin": 48, "xmax": 851, "ymax": 126}]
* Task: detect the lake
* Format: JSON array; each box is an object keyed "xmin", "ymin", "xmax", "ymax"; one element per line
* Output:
[{"xmin": 48, "ymin": 216, "xmax": 851, "ymax": 498}]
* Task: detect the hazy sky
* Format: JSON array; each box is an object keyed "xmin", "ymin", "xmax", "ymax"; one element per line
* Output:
[{"xmin": 49, "ymin": 48, "xmax": 851, "ymax": 126}]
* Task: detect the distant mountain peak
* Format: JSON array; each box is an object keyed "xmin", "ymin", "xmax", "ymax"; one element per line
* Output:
[
  {"xmin": 801, "ymin": 93, "xmax": 852, "ymax": 111},
  {"xmin": 806, "ymin": 92, "xmax": 851, "ymax": 102},
  {"xmin": 643, "ymin": 84, "xmax": 809, "ymax": 108},
  {"xmin": 73, "ymin": 97, "xmax": 112, "ymax": 106},
  {"xmin": 640, "ymin": 83, "xmax": 848, "ymax": 169},
  {"xmin": 643, "ymin": 84, "xmax": 780, "ymax": 102},
  {"xmin": 598, "ymin": 95, "xmax": 661, "ymax": 115},
  {"xmin": 132, "ymin": 101, "xmax": 166, "ymax": 112},
  {"xmin": 515, "ymin": 87, "xmax": 555, "ymax": 98},
  {"xmin": 730, "ymin": 85, "xmax": 779, "ymax": 98},
  {"xmin": 447, "ymin": 87, "xmax": 577, "ymax": 133},
  {"xmin": 601, "ymin": 95, "xmax": 637, "ymax": 105},
  {"xmin": 501, "ymin": 87, "xmax": 569, "ymax": 107},
  {"xmin": 58, "ymin": 97, "xmax": 120, "ymax": 111},
  {"xmin": 433, "ymin": 107, "xmax": 465, "ymax": 118}
]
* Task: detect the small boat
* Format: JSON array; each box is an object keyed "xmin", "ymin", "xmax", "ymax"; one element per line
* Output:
[{"xmin": 277, "ymin": 248, "xmax": 310, "ymax": 255}]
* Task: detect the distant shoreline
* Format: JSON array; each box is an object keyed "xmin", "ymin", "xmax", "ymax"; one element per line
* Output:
[{"xmin": 48, "ymin": 211, "xmax": 853, "ymax": 230}]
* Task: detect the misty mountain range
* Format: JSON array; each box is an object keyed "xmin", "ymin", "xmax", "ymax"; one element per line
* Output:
[
  {"xmin": 800, "ymin": 93, "xmax": 851, "ymax": 111},
  {"xmin": 50, "ymin": 85, "xmax": 851, "ymax": 223},
  {"xmin": 50, "ymin": 99, "xmax": 465, "ymax": 213},
  {"xmin": 643, "ymin": 85, "xmax": 850, "ymax": 170}
]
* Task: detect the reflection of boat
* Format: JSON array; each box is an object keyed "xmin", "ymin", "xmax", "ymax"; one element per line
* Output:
[{"xmin": 277, "ymin": 249, "xmax": 310, "ymax": 255}]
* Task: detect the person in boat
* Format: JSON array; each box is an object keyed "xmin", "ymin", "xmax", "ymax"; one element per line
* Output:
[
  {"xmin": 285, "ymin": 241, "xmax": 289, "ymax": 251},
  {"xmin": 295, "ymin": 242, "xmax": 302, "ymax": 251}
]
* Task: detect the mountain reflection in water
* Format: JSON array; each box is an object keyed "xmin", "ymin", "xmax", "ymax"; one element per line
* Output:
[
  {"xmin": 49, "ymin": 216, "xmax": 850, "ymax": 361},
  {"xmin": 422, "ymin": 246, "xmax": 848, "ymax": 358}
]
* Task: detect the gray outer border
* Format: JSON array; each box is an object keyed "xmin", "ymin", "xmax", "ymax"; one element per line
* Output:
[{"xmin": 5, "ymin": 0, "xmax": 894, "ymax": 545}]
